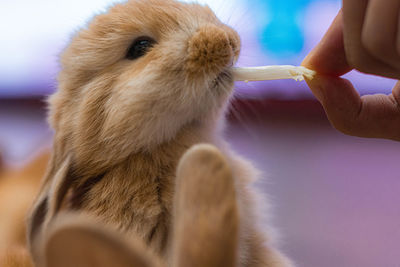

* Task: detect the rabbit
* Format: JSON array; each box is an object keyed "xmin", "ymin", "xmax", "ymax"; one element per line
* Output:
[
  {"xmin": 0, "ymin": 150, "xmax": 50, "ymax": 267},
  {"xmin": 28, "ymin": 0, "xmax": 294, "ymax": 266},
  {"xmin": 41, "ymin": 145, "xmax": 238, "ymax": 267}
]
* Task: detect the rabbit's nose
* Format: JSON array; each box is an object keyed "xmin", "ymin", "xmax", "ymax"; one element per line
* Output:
[{"xmin": 186, "ymin": 24, "xmax": 238, "ymax": 76}]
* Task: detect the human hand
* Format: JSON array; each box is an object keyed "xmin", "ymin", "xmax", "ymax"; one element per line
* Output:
[{"xmin": 302, "ymin": 2, "xmax": 400, "ymax": 141}]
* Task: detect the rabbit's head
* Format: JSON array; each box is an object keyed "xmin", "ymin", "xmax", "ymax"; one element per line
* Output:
[{"xmin": 49, "ymin": 0, "xmax": 240, "ymax": 174}]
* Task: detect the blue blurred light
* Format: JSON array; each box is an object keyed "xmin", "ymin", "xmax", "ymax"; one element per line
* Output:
[{"xmin": 250, "ymin": 0, "xmax": 335, "ymax": 58}]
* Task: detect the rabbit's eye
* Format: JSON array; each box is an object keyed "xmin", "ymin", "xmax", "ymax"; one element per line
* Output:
[{"xmin": 126, "ymin": 37, "xmax": 155, "ymax": 60}]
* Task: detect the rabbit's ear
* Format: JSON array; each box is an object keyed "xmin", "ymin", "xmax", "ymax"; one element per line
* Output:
[
  {"xmin": 173, "ymin": 144, "xmax": 239, "ymax": 267},
  {"xmin": 44, "ymin": 214, "xmax": 161, "ymax": 267},
  {"xmin": 28, "ymin": 152, "xmax": 74, "ymax": 258}
]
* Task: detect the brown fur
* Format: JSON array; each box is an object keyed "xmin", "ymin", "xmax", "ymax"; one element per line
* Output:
[
  {"xmin": 172, "ymin": 144, "xmax": 239, "ymax": 267},
  {"xmin": 28, "ymin": 0, "xmax": 293, "ymax": 266},
  {"xmin": 43, "ymin": 145, "xmax": 238, "ymax": 267},
  {"xmin": 0, "ymin": 151, "xmax": 49, "ymax": 267},
  {"xmin": 44, "ymin": 213, "xmax": 163, "ymax": 267},
  {"xmin": 0, "ymin": 246, "xmax": 34, "ymax": 267}
]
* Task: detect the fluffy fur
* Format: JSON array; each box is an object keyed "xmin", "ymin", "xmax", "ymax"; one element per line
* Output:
[
  {"xmin": 0, "ymin": 246, "xmax": 33, "ymax": 267},
  {"xmin": 0, "ymin": 151, "xmax": 49, "ymax": 267},
  {"xmin": 28, "ymin": 0, "xmax": 293, "ymax": 266}
]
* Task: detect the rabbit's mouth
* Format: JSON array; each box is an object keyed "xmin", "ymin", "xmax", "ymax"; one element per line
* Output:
[{"xmin": 212, "ymin": 69, "xmax": 234, "ymax": 88}]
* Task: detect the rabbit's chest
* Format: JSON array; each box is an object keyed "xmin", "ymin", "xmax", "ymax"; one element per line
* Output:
[{"xmin": 79, "ymin": 163, "xmax": 176, "ymax": 255}]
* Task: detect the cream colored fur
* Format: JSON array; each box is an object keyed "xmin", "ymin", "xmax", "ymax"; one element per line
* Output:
[{"xmin": 28, "ymin": 0, "xmax": 293, "ymax": 266}]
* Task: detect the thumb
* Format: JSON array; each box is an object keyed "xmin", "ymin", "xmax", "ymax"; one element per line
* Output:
[
  {"xmin": 306, "ymin": 75, "xmax": 361, "ymax": 135},
  {"xmin": 306, "ymin": 76, "xmax": 400, "ymax": 141}
]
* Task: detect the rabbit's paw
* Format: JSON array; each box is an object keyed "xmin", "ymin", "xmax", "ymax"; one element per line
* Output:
[
  {"xmin": 173, "ymin": 144, "xmax": 239, "ymax": 267},
  {"xmin": 44, "ymin": 213, "xmax": 163, "ymax": 267}
]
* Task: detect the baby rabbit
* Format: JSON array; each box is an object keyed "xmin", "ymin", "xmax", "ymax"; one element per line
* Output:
[
  {"xmin": 28, "ymin": 0, "xmax": 293, "ymax": 266},
  {"xmin": 43, "ymin": 145, "xmax": 239, "ymax": 267}
]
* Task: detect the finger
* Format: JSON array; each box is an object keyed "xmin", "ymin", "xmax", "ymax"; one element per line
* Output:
[
  {"xmin": 302, "ymin": 10, "xmax": 353, "ymax": 76},
  {"xmin": 306, "ymin": 76, "xmax": 400, "ymax": 140},
  {"xmin": 342, "ymin": 0, "xmax": 400, "ymax": 79},
  {"xmin": 306, "ymin": 75, "xmax": 362, "ymax": 134},
  {"xmin": 397, "ymin": 9, "xmax": 400, "ymax": 55},
  {"xmin": 393, "ymin": 79, "xmax": 400, "ymax": 104},
  {"xmin": 362, "ymin": 0, "xmax": 400, "ymax": 70}
]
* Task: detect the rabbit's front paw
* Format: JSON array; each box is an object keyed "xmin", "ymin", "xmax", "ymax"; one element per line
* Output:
[{"xmin": 173, "ymin": 144, "xmax": 238, "ymax": 267}]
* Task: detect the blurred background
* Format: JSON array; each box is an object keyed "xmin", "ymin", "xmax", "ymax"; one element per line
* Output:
[{"xmin": 0, "ymin": 0, "xmax": 399, "ymax": 266}]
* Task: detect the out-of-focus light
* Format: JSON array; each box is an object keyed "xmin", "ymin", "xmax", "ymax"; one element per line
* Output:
[
  {"xmin": 0, "ymin": 0, "xmax": 125, "ymax": 96},
  {"xmin": 0, "ymin": 0, "xmax": 396, "ymax": 98}
]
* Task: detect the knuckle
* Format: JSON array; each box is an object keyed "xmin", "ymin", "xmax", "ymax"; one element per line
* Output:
[
  {"xmin": 346, "ymin": 48, "xmax": 368, "ymax": 71},
  {"xmin": 362, "ymin": 32, "xmax": 392, "ymax": 60},
  {"xmin": 346, "ymin": 43, "xmax": 400, "ymax": 78},
  {"xmin": 345, "ymin": 46, "xmax": 385, "ymax": 75},
  {"xmin": 330, "ymin": 117, "xmax": 356, "ymax": 135},
  {"xmin": 326, "ymin": 107, "xmax": 361, "ymax": 136}
]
